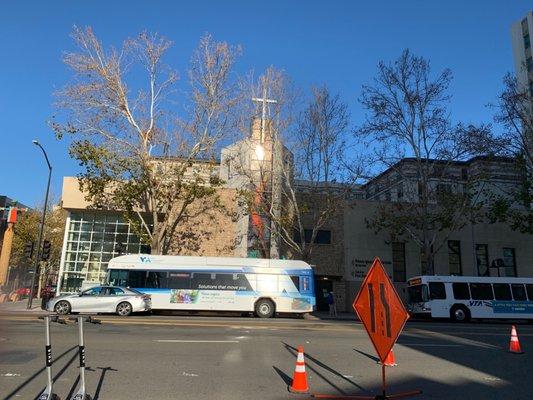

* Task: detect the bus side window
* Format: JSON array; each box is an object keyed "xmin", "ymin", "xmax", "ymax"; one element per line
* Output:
[
  {"xmin": 168, "ymin": 273, "xmax": 190, "ymax": 289},
  {"xmin": 511, "ymin": 284, "xmax": 527, "ymax": 301},
  {"xmin": 493, "ymin": 283, "xmax": 512, "ymax": 300},
  {"xmin": 526, "ymin": 284, "xmax": 533, "ymax": 301},
  {"xmin": 146, "ymin": 272, "xmax": 167, "ymax": 289},
  {"xmin": 469, "ymin": 283, "xmax": 494, "ymax": 300},
  {"xmin": 128, "ymin": 270, "xmax": 147, "ymax": 288},
  {"xmin": 428, "ymin": 282, "xmax": 446, "ymax": 299},
  {"xmin": 290, "ymin": 276, "xmax": 300, "ymax": 292},
  {"xmin": 452, "ymin": 283, "xmax": 470, "ymax": 300}
]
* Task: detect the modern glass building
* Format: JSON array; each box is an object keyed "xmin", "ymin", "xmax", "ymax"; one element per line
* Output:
[{"xmin": 58, "ymin": 211, "xmax": 145, "ymax": 292}]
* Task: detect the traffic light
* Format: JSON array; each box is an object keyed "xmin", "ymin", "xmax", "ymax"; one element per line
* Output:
[
  {"xmin": 41, "ymin": 240, "xmax": 51, "ymax": 261},
  {"xmin": 24, "ymin": 242, "xmax": 34, "ymax": 259}
]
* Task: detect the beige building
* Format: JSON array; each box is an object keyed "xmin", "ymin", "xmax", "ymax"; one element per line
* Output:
[{"xmin": 56, "ymin": 121, "xmax": 533, "ymax": 312}]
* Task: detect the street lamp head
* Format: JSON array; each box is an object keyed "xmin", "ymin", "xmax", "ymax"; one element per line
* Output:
[{"xmin": 32, "ymin": 139, "xmax": 39, "ymax": 145}]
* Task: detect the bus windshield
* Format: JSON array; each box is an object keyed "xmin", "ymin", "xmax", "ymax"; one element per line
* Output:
[{"xmin": 407, "ymin": 284, "xmax": 429, "ymax": 303}]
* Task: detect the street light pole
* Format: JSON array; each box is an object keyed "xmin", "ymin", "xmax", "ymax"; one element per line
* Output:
[{"xmin": 27, "ymin": 140, "xmax": 52, "ymax": 309}]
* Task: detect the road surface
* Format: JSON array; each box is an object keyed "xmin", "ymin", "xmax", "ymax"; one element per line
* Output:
[{"xmin": 1, "ymin": 314, "xmax": 531, "ymax": 399}]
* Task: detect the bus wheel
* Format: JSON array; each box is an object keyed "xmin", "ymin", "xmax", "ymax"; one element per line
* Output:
[
  {"xmin": 255, "ymin": 299, "xmax": 275, "ymax": 318},
  {"xmin": 450, "ymin": 305, "xmax": 470, "ymax": 322}
]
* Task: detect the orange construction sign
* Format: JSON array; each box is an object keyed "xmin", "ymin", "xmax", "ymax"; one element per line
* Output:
[{"xmin": 353, "ymin": 257, "xmax": 409, "ymax": 363}]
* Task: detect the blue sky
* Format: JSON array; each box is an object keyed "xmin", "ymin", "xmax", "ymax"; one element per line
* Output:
[{"xmin": 0, "ymin": 1, "xmax": 530, "ymax": 207}]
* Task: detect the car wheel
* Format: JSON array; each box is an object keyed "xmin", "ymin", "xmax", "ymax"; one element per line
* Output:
[
  {"xmin": 450, "ymin": 305, "xmax": 470, "ymax": 322},
  {"xmin": 255, "ymin": 299, "xmax": 275, "ymax": 318},
  {"xmin": 54, "ymin": 300, "xmax": 71, "ymax": 315},
  {"xmin": 116, "ymin": 302, "xmax": 133, "ymax": 317}
]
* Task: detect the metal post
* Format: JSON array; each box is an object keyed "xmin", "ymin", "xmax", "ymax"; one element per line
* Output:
[
  {"xmin": 78, "ymin": 316, "xmax": 86, "ymax": 394},
  {"xmin": 28, "ymin": 141, "xmax": 52, "ymax": 309}
]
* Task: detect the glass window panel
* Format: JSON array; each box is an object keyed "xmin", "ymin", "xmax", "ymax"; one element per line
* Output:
[
  {"xmin": 429, "ymin": 282, "xmax": 446, "ymax": 300},
  {"xmin": 452, "ymin": 283, "xmax": 470, "ymax": 300},
  {"xmin": 116, "ymin": 224, "xmax": 129, "ymax": 234},
  {"xmin": 526, "ymin": 285, "xmax": 533, "ymax": 301},
  {"xmin": 78, "ymin": 242, "xmax": 90, "ymax": 252},
  {"xmin": 66, "ymin": 242, "xmax": 78, "ymax": 252},
  {"xmin": 392, "ymin": 242, "xmax": 406, "ymax": 282},
  {"xmin": 470, "ymin": 283, "xmax": 493, "ymax": 300},
  {"xmin": 511, "ymin": 284, "xmax": 527, "ymax": 301},
  {"xmin": 448, "ymin": 240, "xmax": 462, "ymax": 275},
  {"xmin": 493, "ymin": 284, "xmax": 512, "ymax": 300},
  {"xmin": 104, "ymin": 232, "xmax": 116, "ymax": 242},
  {"xmin": 69, "ymin": 221, "xmax": 81, "ymax": 231},
  {"xmin": 91, "ymin": 231, "xmax": 104, "ymax": 242},
  {"xmin": 90, "ymin": 242, "xmax": 103, "ymax": 252},
  {"xmin": 79, "ymin": 231, "xmax": 91, "ymax": 242},
  {"xmin": 475, "ymin": 244, "xmax": 489, "ymax": 277},
  {"xmin": 68, "ymin": 231, "xmax": 80, "ymax": 241}
]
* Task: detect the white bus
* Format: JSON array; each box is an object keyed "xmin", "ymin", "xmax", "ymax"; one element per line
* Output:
[
  {"xmin": 106, "ymin": 254, "xmax": 316, "ymax": 318},
  {"xmin": 407, "ymin": 275, "xmax": 533, "ymax": 322}
]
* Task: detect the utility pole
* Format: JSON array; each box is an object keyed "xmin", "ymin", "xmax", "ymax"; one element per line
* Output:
[
  {"xmin": 252, "ymin": 84, "xmax": 279, "ymax": 258},
  {"xmin": 28, "ymin": 140, "xmax": 52, "ymax": 309}
]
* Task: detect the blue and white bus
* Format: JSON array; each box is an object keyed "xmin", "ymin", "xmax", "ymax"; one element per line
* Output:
[
  {"xmin": 107, "ymin": 254, "xmax": 315, "ymax": 318},
  {"xmin": 407, "ymin": 275, "xmax": 533, "ymax": 322}
]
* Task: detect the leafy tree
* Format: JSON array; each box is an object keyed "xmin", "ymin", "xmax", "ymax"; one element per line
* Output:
[
  {"xmin": 10, "ymin": 205, "xmax": 66, "ymax": 288},
  {"xmin": 52, "ymin": 27, "xmax": 240, "ymax": 254}
]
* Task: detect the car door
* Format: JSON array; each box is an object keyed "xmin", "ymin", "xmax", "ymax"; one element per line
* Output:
[
  {"xmin": 72, "ymin": 286, "xmax": 103, "ymax": 312},
  {"xmin": 98, "ymin": 287, "xmax": 127, "ymax": 312}
]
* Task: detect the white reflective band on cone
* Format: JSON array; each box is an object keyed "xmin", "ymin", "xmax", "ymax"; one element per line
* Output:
[
  {"xmin": 295, "ymin": 364, "xmax": 306, "ymax": 373},
  {"xmin": 297, "ymin": 353, "xmax": 305, "ymax": 363}
]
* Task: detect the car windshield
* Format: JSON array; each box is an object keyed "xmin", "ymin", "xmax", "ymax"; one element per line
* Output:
[{"xmin": 407, "ymin": 284, "xmax": 429, "ymax": 303}]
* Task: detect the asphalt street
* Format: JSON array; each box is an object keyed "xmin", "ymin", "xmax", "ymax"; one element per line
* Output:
[{"xmin": 1, "ymin": 314, "xmax": 532, "ymax": 400}]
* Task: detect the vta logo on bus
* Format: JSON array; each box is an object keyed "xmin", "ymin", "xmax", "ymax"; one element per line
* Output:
[
  {"xmin": 140, "ymin": 256, "xmax": 152, "ymax": 263},
  {"xmin": 469, "ymin": 300, "xmax": 493, "ymax": 308}
]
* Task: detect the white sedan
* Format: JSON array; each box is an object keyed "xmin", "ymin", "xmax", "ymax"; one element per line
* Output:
[{"xmin": 47, "ymin": 286, "xmax": 151, "ymax": 316}]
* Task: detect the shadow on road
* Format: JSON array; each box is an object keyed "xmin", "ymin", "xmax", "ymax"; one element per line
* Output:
[
  {"xmin": 93, "ymin": 366, "xmax": 118, "ymax": 400},
  {"xmin": 282, "ymin": 342, "xmax": 367, "ymax": 395},
  {"xmin": 272, "ymin": 366, "xmax": 292, "ymax": 389},
  {"xmin": 353, "ymin": 349, "xmax": 379, "ymax": 363},
  {"xmin": 1, "ymin": 345, "xmax": 77, "ymax": 400}
]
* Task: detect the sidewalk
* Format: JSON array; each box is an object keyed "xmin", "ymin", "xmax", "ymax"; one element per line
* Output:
[
  {"xmin": 0, "ymin": 300, "xmax": 47, "ymax": 314},
  {"xmin": 306, "ymin": 311, "xmax": 358, "ymax": 321}
]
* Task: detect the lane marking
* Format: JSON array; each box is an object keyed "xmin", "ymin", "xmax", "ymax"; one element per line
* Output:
[{"xmin": 154, "ymin": 339, "xmax": 240, "ymax": 343}]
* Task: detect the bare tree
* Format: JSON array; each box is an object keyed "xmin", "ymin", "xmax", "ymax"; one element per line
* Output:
[
  {"xmin": 230, "ymin": 74, "xmax": 357, "ymax": 261},
  {"xmin": 486, "ymin": 74, "xmax": 533, "ymax": 233},
  {"xmin": 358, "ymin": 50, "xmax": 489, "ymax": 274},
  {"xmin": 52, "ymin": 27, "xmax": 240, "ymax": 254}
]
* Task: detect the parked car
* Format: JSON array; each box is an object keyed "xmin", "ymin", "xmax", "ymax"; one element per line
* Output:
[{"xmin": 46, "ymin": 286, "xmax": 151, "ymax": 316}]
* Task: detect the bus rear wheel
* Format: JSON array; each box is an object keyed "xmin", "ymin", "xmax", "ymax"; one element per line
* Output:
[
  {"xmin": 255, "ymin": 299, "xmax": 275, "ymax": 318},
  {"xmin": 450, "ymin": 305, "xmax": 470, "ymax": 322}
]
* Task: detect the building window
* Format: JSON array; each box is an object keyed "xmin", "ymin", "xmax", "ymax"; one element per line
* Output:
[
  {"xmin": 503, "ymin": 248, "xmax": 517, "ymax": 277},
  {"xmin": 475, "ymin": 244, "xmax": 489, "ymax": 277},
  {"xmin": 60, "ymin": 212, "xmax": 147, "ymax": 292},
  {"xmin": 448, "ymin": 240, "xmax": 462, "ymax": 275},
  {"xmin": 293, "ymin": 229, "xmax": 332, "ymax": 245},
  {"xmin": 391, "ymin": 242, "xmax": 406, "ymax": 282},
  {"xmin": 397, "ymin": 184, "xmax": 403, "ymax": 201}
]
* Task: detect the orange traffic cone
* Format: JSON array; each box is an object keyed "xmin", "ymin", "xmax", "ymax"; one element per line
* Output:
[
  {"xmin": 289, "ymin": 346, "xmax": 309, "ymax": 393},
  {"xmin": 383, "ymin": 350, "xmax": 397, "ymax": 366},
  {"xmin": 377, "ymin": 349, "xmax": 397, "ymax": 367},
  {"xmin": 509, "ymin": 325, "xmax": 524, "ymax": 354}
]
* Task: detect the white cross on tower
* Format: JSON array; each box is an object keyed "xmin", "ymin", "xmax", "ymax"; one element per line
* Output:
[{"xmin": 252, "ymin": 85, "xmax": 277, "ymax": 143}]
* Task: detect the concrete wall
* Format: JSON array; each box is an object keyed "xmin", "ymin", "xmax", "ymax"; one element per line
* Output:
[{"xmin": 341, "ymin": 200, "xmax": 533, "ymax": 311}]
